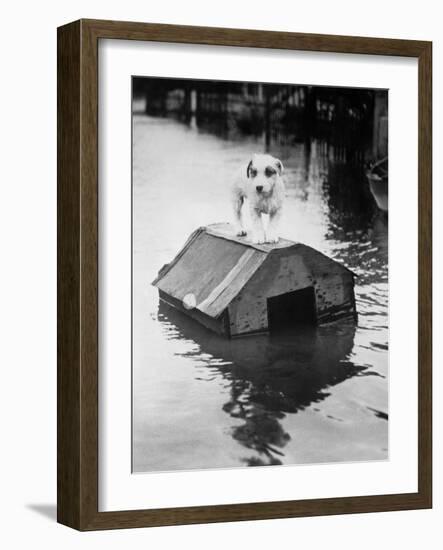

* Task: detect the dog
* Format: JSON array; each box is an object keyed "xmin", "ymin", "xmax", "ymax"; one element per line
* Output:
[{"xmin": 232, "ymin": 153, "xmax": 285, "ymax": 244}]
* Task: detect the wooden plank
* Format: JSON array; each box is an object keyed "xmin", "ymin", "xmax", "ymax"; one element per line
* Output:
[
  {"xmin": 198, "ymin": 249, "xmax": 267, "ymax": 317},
  {"xmin": 58, "ymin": 17, "xmax": 101, "ymax": 531},
  {"xmin": 154, "ymin": 231, "xmax": 262, "ymax": 313},
  {"xmin": 151, "ymin": 227, "xmax": 204, "ymax": 285},
  {"xmin": 197, "ymin": 248, "xmax": 256, "ymax": 313},
  {"xmin": 159, "ymin": 291, "xmax": 229, "ymax": 336},
  {"xmin": 417, "ymin": 40, "xmax": 432, "ymax": 507},
  {"xmin": 57, "ymin": 20, "xmax": 81, "ymax": 530},
  {"xmin": 81, "ymin": 19, "xmax": 430, "ymax": 58}
]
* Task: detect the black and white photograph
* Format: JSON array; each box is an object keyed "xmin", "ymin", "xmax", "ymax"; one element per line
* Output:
[
  {"xmin": 1, "ymin": 0, "xmax": 437, "ymax": 541},
  {"xmin": 132, "ymin": 76, "xmax": 389, "ymax": 473}
]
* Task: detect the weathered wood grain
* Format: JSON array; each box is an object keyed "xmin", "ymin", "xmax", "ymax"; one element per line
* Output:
[
  {"xmin": 57, "ymin": 20, "xmax": 81, "ymax": 529},
  {"xmin": 228, "ymin": 246, "xmax": 355, "ymax": 336}
]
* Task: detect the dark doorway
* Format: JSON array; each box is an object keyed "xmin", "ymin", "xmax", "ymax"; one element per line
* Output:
[{"xmin": 267, "ymin": 287, "xmax": 317, "ymax": 332}]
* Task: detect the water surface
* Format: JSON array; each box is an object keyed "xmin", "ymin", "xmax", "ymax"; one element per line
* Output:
[{"xmin": 132, "ymin": 115, "xmax": 388, "ymax": 472}]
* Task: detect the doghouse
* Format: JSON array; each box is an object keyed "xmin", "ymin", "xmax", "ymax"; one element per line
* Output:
[{"xmin": 152, "ymin": 223, "xmax": 356, "ymax": 337}]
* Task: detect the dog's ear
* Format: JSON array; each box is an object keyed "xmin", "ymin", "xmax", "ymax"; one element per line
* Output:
[
  {"xmin": 246, "ymin": 159, "xmax": 253, "ymax": 178},
  {"xmin": 274, "ymin": 158, "xmax": 284, "ymax": 175}
]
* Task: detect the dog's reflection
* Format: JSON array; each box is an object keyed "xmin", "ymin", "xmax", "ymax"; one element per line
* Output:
[{"xmin": 158, "ymin": 301, "xmax": 361, "ymax": 466}]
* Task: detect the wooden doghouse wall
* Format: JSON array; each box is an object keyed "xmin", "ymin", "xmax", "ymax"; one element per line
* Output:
[
  {"xmin": 158, "ymin": 291, "xmax": 230, "ymax": 336},
  {"xmin": 228, "ymin": 251, "xmax": 312, "ymax": 336},
  {"xmin": 228, "ymin": 248, "xmax": 355, "ymax": 336},
  {"xmin": 314, "ymin": 272, "xmax": 356, "ymax": 322}
]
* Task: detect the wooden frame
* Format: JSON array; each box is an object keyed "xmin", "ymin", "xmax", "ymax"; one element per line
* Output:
[{"xmin": 57, "ymin": 18, "xmax": 432, "ymax": 530}]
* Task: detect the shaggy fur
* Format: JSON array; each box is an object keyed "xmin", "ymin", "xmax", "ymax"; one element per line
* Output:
[{"xmin": 232, "ymin": 153, "xmax": 285, "ymax": 244}]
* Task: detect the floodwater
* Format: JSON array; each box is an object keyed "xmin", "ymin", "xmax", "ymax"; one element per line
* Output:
[{"xmin": 132, "ymin": 114, "xmax": 388, "ymax": 473}]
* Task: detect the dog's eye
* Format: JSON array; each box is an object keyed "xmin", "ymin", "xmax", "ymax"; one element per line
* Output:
[
  {"xmin": 265, "ymin": 166, "xmax": 276, "ymax": 177},
  {"xmin": 250, "ymin": 168, "xmax": 258, "ymax": 178}
]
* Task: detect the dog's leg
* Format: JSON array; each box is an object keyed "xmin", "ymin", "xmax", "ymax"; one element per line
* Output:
[
  {"xmin": 232, "ymin": 194, "xmax": 247, "ymax": 236},
  {"xmin": 266, "ymin": 208, "xmax": 282, "ymax": 243},
  {"xmin": 250, "ymin": 208, "xmax": 265, "ymax": 244}
]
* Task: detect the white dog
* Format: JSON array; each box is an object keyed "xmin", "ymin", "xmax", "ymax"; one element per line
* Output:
[{"xmin": 232, "ymin": 153, "xmax": 285, "ymax": 244}]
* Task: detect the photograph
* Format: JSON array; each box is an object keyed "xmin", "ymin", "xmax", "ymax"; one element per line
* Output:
[{"xmin": 131, "ymin": 76, "xmax": 389, "ymax": 473}]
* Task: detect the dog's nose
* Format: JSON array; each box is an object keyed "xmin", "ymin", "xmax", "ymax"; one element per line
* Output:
[{"xmin": 256, "ymin": 185, "xmax": 263, "ymax": 192}]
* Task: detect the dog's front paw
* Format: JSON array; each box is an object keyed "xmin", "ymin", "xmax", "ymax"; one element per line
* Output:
[
  {"xmin": 266, "ymin": 234, "xmax": 280, "ymax": 244},
  {"xmin": 251, "ymin": 233, "xmax": 265, "ymax": 244}
]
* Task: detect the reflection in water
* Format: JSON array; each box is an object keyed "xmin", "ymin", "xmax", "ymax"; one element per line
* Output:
[
  {"xmin": 132, "ymin": 114, "xmax": 389, "ymax": 472},
  {"xmin": 157, "ymin": 302, "xmax": 376, "ymax": 467}
]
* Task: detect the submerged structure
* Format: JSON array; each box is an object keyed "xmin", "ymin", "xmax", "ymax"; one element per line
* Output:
[{"xmin": 152, "ymin": 223, "xmax": 356, "ymax": 337}]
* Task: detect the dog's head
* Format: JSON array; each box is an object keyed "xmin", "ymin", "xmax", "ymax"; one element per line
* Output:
[{"xmin": 246, "ymin": 154, "xmax": 284, "ymax": 195}]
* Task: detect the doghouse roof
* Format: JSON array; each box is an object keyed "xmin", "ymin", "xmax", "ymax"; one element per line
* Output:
[{"xmin": 152, "ymin": 223, "xmax": 354, "ymax": 319}]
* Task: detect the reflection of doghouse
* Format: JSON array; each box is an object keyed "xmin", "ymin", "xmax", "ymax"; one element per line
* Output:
[
  {"xmin": 152, "ymin": 223, "xmax": 356, "ymax": 337},
  {"xmin": 158, "ymin": 301, "xmax": 359, "ymax": 465}
]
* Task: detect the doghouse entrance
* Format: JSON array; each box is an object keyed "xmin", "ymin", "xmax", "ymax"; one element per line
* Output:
[{"xmin": 267, "ymin": 287, "xmax": 317, "ymax": 331}]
